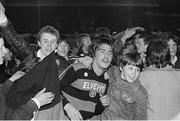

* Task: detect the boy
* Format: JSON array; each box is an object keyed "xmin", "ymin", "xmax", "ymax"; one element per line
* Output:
[
  {"xmin": 0, "ymin": 36, "xmax": 54, "ymax": 120},
  {"xmin": 0, "ymin": 3, "xmax": 61, "ymax": 120},
  {"xmin": 60, "ymin": 36, "xmax": 113, "ymax": 120},
  {"xmin": 101, "ymin": 52, "xmax": 148, "ymax": 120}
]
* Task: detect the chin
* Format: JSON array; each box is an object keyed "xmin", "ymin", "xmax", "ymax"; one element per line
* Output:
[{"xmin": 102, "ymin": 64, "xmax": 110, "ymax": 69}]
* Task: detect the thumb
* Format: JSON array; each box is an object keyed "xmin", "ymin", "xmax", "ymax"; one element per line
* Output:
[{"xmin": 38, "ymin": 88, "xmax": 46, "ymax": 94}]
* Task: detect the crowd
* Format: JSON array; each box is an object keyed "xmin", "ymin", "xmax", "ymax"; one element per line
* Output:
[{"xmin": 0, "ymin": 1, "xmax": 180, "ymax": 120}]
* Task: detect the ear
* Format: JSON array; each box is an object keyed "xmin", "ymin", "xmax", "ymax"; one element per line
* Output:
[
  {"xmin": 144, "ymin": 44, "xmax": 148, "ymax": 51},
  {"xmin": 37, "ymin": 41, "xmax": 41, "ymax": 47},
  {"xmin": 119, "ymin": 66, "xmax": 123, "ymax": 72}
]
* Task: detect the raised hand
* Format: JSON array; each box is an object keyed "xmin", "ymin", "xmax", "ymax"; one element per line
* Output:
[
  {"xmin": 0, "ymin": 2, "xmax": 7, "ymax": 25},
  {"xmin": 34, "ymin": 88, "xmax": 55, "ymax": 107},
  {"xmin": 121, "ymin": 27, "xmax": 145, "ymax": 44}
]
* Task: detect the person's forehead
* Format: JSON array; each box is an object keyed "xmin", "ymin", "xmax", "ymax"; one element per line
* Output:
[
  {"xmin": 98, "ymin": 44, "xmax": 112, "ymax": 51},
  {"xmin": 168, "ymin": 39, "xmax": 176, "ymax": 44},
  {"xmin": 41, "ymin": 32, "xmax": 57, "ymax": 39},
  {"xmin": 59, "ymin": 41, "xmax": 69, "ymax": 45}
]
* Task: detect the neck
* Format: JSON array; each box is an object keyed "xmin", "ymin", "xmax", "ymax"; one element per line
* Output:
[
  {"xmin": 92, "ymin": 61, "xmax": 105, "ymax": 76},
  {"xmin": 37, "ymin": 49, "xmax": 46, "ymax": 61},
  {"xmin": 171, "ymin": 55, "xmax": 176, "ymax": 60}
]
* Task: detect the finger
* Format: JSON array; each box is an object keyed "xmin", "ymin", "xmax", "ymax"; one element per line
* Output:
[
  {"xmin": 100, "ymin": 95, "xmax": 107, "ymax": 99},
  {"xmin": 38, "ymin": 88, "xmax": 46, "ymax": 94},
  {"xmin": 78, "ymin": 112, "xmax": 83, "ymax": 120},
  {"xmin": 48, "ymin": 94, "xmax": 55, "ymax": 99}
]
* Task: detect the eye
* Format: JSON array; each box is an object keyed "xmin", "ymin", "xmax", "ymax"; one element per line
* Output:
[
  {"xmin": 128, "ymin": 66, "xmax": 133, "ymax": 70},
  {"xmin": 136, "ymin": 68, "xmax": 140, "ymax": 72},
  {"xmin": 43, "ymin": 40, "xmax": 48, "ymax": 43}
]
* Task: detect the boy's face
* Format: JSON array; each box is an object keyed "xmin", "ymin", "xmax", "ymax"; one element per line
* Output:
[
  {"xmin": 120, "ymin": 64, "xmax": 140, "ymax": 83},
  {"xmin": 57, "ymin": 41, "xmax": 70, "ymax": 57},
  {"xmin": 82, "ymin": 37, "xmax": 91, "ymax": 48},
  {"xmin": 168, "ymin": 39, "xmax": 177, "ymax": 57},
  {"xmin": 0, "ymin": 38, "xmax": 8, "ymax": 65},
  {"xmin": 38, "ymin": 32, "xmax": 58, "ymax": 57},
  {"xmin": 93, "ymin": 43, "xmax": 113, "ymax": 69},
  {"xmin": 135, "ymin": 38, "xmax": 147, "ymax": 54}
]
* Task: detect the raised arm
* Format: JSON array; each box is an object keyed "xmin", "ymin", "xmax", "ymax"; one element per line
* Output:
[{"xmin": 0, "ymin": 2, "xmax": 32, "ymax": 61}]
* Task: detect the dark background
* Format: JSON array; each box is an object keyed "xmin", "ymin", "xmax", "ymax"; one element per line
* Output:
[{"xmin": 2, "ymin": 0, "xmax": 180, "ymax": 34}]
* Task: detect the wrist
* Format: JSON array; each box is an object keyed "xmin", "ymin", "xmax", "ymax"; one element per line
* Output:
[
  {"xmin": 31, "ymin": 98, "xmax": 41, "ymax": 109},
  {"xmin": 8, "ymin": 77, "xmax": 15, "ymax": 82}
]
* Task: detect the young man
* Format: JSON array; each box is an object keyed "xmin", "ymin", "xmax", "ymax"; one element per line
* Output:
[
  {"xmin": 0, "ymin": 3, "xmax": 61, "ymax": 120},
  {"xmin": 0, "ymin": 36, "xmax": 55, "ymax": 120},
  {"xmin": 60, "ymin": 36, "xmax": 113, "ymax": 120},
  {"xmin": 134, "ymin": 33, "xmax": 153, "ymax": 65}
]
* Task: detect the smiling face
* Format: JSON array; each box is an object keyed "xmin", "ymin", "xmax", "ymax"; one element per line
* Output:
[
  {"xmin": 121, "ymin": 64, "xmax": 140, "ymax": 83},
  {"xmin": 38, "ymin": 32, "xmax": 58, "ymax": 57},
  {"xmin": 57, "ymin": 41, "xmax": 70, "ymax": 57},
  {"xmin": 93, "ymin": 43, "xmax": 113, "ymax": 70}
]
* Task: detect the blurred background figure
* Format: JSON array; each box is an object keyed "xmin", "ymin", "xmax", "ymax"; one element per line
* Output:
[{"xmin": 77, "ymin": 33, "xmax": 91, "ymax": 57}]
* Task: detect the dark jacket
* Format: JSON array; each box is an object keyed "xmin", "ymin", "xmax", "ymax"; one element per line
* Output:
[
  {"xmin": 1, "ymin": 22, "xmax": 60, "ymax": 111},
  {"xmin": 1, "ymin": 22, "xmax": 39, "ymax": 73},
  {"xmin": 0, "ymin": 80, "xmax": 37, "ymax": 120}
]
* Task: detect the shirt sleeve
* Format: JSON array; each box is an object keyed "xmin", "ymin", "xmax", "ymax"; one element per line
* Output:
[
  {"xmin": 59, "ymin": 65, "xmax": 77, "ymax": 107},
  {"xmin": 59, "ymin": 66, "xmax": 77, "ymax": 90}
]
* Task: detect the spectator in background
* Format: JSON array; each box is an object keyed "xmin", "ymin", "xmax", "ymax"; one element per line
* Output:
[
  {"xmin": 55, "ymin": 39, "xmax": 71, "ymax": 75},
  {"xmin": 94, "ymin": 27, "xmax": 111, "ymax": 38},
  {"xmin": 134, "ymin": 32, "xmax": 154, "ymax": 66},
  {"xmin": 160, "ymin": 32, "xmax": 180, "ymax": 68},
  {"xmin": 77, "ymin": 33, "xmax": 91, "ymax": 57},
  {"xmin": 139, "ymin": 39, "xmax": 180, "ymax": 120}
]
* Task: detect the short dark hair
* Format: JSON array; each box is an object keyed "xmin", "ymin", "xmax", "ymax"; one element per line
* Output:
[
  {"xmin": 160, "ymin": 32, "xmax": 179, "ymax": 45},
  {"xmin": 146, "ymin": 39, "xmax": 171, "ymax": 68},
  {"xmin": 138, "ymin": 32, "xmax": 154, "ymax": 45},
  {"xmin": 37, "ymin": 25, "xmax": 60, "ymax": 43},
  {"xmin": 117, "ymin": 52, "xmax": 144, "ymax": 71},
  {"xmin": 95, "ymin": 27, "xmax": 111, "ymax": 38},
  {"xmin": 89, "ymin": 35, "xmax": 113, "ymax": 57}
]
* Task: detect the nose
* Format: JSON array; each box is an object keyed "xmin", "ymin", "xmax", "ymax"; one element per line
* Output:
[
  {"xmin": 48, "ymin": 42, "xmax": 52, "ymax": 47},
  {"xmin": 132, "ymin": 69, "xmax": 137, "ymax": 75}
]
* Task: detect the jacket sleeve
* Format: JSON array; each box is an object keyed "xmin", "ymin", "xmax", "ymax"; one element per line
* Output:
[
  {"xmin": 135, "ymin": 85, "xmax": 148, "ymax": 120},
  {"xmin": 1, "ymin": 79, "xmax": 13, "ymax": 95},
  {"xmin": 0, "ymin": 21, "xmax": 32, "ymax": 61},
  {"xmin": 5, "ymin": 100, "xmax": 38, "ymax": 120}
]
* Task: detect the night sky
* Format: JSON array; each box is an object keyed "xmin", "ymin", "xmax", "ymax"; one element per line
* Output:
[{"xmin": 3, "ymin": 0, "xmax": 180, "ymax": 34}]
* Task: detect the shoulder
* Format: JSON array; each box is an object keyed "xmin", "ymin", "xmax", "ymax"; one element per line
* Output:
[
  {"xmin": 72, "ymin": 62, "xmax": 88, "ymax": 71},
  {"xmin": 136, "ymin": 84, "xmax": 148, "ymax": 100}
]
